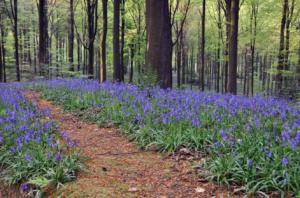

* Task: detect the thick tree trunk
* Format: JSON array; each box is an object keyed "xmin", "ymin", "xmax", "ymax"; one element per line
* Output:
[
  {"xmin": 87, "ymin": 0, "xmax": 98, "ymax": 79},
  {"xmin": 113, "ymin": 0, "xmax": 120, "ymax": 82},
  {"xmin": 228, "ymin": 0, "xmax": 239, "ymax": 95},
  {"xmin": 277, "ymin": 0, "xmax": 287, "ymax": 90},
  {"xmin": 145, "ymin": 0, "xmax": 172, "ymax": 89},
  {"xmin": 200, "ymin": 0, "xmax": 205, "ymax": 91},
  {"xmin": 68, "ymin": 0, "xmax": 74, "ymax": 72},
  {"xmin": 284, "ymin": 0, "xmax": 294, "ymax": 82},
  {"xmin": 101, "ymin": 0, "xmax": 108, "ymax": 82}
]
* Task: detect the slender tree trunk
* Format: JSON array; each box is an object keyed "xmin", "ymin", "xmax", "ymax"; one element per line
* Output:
[
  {"xmin": 101, "ymin": 0, "xmax": 108, "ymax": 82},
  {"xmin": 39, "ymin": 0, "xmax": 46, "ymax": 77},
  {"xmin": 77, "ymin": 37, "xmax": 80, "ymax": 72},
  {"xmin": 228, "ymin": 0, "xmax": 239, "ymax": 95},
  {"xmin": 277, "ymin": 0, "xmax": 288, "ymax": 90},
  {"xmin": 14, "ymin": 0, "xmax": 20, "ymax": 81},
  {"xmin": 182, "ymin": 42, "xmax": 186, "ymax": 85},
  {"xmin": 129, "ymin": 44, "xmax": 134, "ymax": 83},
  {"xmin": 0, "ymin": 30, "xmax": 2, "ymax": 82},
  {"xmin": 190, "ymin": 47, "xmax": 193, "ymax": 90},
  {"xmin": 177, "ymin": 35, "xmax": 181, "ymax": 88},
  {"xmin": 243, "ymin": 48, "xmax": 247, "ymax": 95},
  {"xmin": 200, "ymin": 0, "xmax": 205, "ymax": 91},
  {"xmin": 120, "ymin": 0, "xmax": 125, "ymax": 82},
  {"xmin": 69, "ymin": 0, "xmax": 74, "ymax": 72},
  {"xmin": 217, "ymin": 1, "xmax": 221, "ymax": 93},
  {"xmin": 113, "ymin": 0, "xmax": 120, "ymax": 82},
  {"xmin": 56, "ymin": 30, "xmax": 59, "ymax": 77}
]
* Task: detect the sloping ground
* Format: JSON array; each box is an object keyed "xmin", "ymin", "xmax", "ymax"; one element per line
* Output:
[{"xmin": 21, "ymin": 90, "xmax": 242, "ymax": 198}]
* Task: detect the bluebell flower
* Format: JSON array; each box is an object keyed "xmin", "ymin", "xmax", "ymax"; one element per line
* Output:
[
  {"xmin": 282, "ymin": 155, "xmax": 288, "ymax": 166},
  {"xmin": 47, "ymin": 152, "xmax": 52, "ymax": 158},
  {"xmin": 22, "ymin": 183, "xmax": 27, "ymax": 192},
  {"xmin": 248, "ymin": 159, "xmax": 252, "ymax": 166},
  {"xmin": 24, "ymin": 155, "xmax": 31, "ymax": 161},
  {"xmin": 56, "ymin": 152, "xmax": 61, "ymax": 162}
]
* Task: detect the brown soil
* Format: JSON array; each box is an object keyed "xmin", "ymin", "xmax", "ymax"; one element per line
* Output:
[{"xmin": 1, "ymin": 91, "xmax": 247, "ymax": 198}]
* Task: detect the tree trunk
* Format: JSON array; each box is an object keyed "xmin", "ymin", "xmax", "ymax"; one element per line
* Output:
[
  {"xmin": 145, "ymin": 0, "xmax": 172, "ymax": 89},
  {"xmin": 39, "ymin": 0, "xmax": 46, "ymax": 77},
  {"xmin": 217, "ymin": 0, "xmax": 221, "ymax": 93},
  {"xmin": 228, "ymin": 0, "xmax": 239, "ymax": 95},
  {"xmin": 87, "ymin": 0, "xmax": 98, "ymax": 79},
  {"xmin": 68, "ymin": 0, "xmax": 74, "ymax": 72},
  {"xmin": 13, "ymin": 0, "xmax": 20, "ymax": 81},
  {"xmin": 177, "ymin": 35, "xmax": 181, "ymax": 88},
  {"xmin": 243, "ymin": 48, "xmax": 247, "ymax": 95},
  {"xmin": 277, "ymin": 0, "xmax": 287, "ymax": 90},
  {"xmin": 120, "ymin": 0, "xmax": 125, "ymax": 82},
  {"xmin": 284, "ymin": 0, "xmax": 294, "ymax": 82},
  {"xmin": 200, "ymin": 0, "xmax": 205, "ymax": 91},
  {"xmin": 190, "ymin": 47, "xmax": 193, "ymax": 90},
  {"xmin": 0, "ymin": 29, "xmax": 2, "ymax": 82},
  {"xmin": 182, "ymin": 42, "xmax": 186, "ymax": 85},
  {"xmin": 101, "ymin": 0, "xmax": 108, "ymax": 82},
  {"xmin": 113, "ymin": 0, "xmax": 120, "ymax": 82},
  {"xmin": 129, "ymin": 44, "xmax": 134, "ymax": 83}
]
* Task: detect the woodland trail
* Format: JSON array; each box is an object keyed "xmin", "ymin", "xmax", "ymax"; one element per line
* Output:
[{"xmin": 11, "ymin": 90, "xmax": 240, "ymax": 198}]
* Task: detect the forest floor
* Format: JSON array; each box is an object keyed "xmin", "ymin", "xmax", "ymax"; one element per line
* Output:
[{"xmin": 1, "ymin": 91, "xmax": 248, "ymax": 198}]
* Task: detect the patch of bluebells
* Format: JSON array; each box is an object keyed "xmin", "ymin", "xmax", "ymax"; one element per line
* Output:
[
  {"xmin": 33, "ymin": 77, "xmax": 300, "ymax": 195},
  {"xmin": 0, "ymin": 84, "xmax": 81, "ymax": 187}
]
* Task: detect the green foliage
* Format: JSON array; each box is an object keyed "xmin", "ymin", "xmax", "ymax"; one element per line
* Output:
[{"xmin": 138, "ymin": 66, "xmax": 161, "ymax": 88}]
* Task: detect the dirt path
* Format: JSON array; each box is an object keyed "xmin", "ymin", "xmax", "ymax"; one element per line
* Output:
[{"xmin": 23, "ymin": 91, "xmax": 237, "ymax": 198}]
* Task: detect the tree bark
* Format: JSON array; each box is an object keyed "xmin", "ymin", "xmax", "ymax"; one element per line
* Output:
[
  {"xmin": 39, "ymin": 0, "xmax": 46, "ymax": 77},
  {"xmin": 87, "ymin": 0, "xmax": 98, "ymax": 79},
  {"xmin": 120, "ymin": 0, "xmax": 125, "ymax": 82},
  {"xmin": 145, "ymin": 0, "xmax": 172, "ymax": 89},
  {"xmin": 277, "ymin": 0, "xmax": 287, "ymax": 90},
  {"xmin": 101, "ymin": 0, "xmax": 108, "ymax": 82},
  {"xmin": 217, "ymin": 0, "xmax": 221, "ymax": 93},
  {"xmin": 284, "ymin": 0, "xmax": 294, "ymax": 82},
  {"xmin": 68, "ymin": 0, "xmax": 75, "ymax": 73},
  {"xmin": 200, "ymin": 0, "xmax": 205, "ymax": 91},
  {"xmin": 13, "ymin": 0, "xmax": 20, "ymax": 81},
  {"xmin": 177, "ymin": 35, "xmax": 181, "ymax": 88},
  {"xmin": 243, "ymin": 48, "xmax": 247, "ymax": 95},
  {"xmin": 0, "ymin": 28, "xmax": 2, "ymax": 83},
  {"xmin": 228, "ymin": 0, "xmax": 239, "ymax": 95},
  {"xmin": 113, "ymin": 0, "xmax": 120, "ymax": 82}
]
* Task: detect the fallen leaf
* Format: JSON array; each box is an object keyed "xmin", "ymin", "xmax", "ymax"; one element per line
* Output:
[
  {"xmin": 128, "ymin": 188, "xmax": 138, "ymax": 192},
  {"xmin": 195, "ymin": 187, "xmax": 205, "ymax": 193},
  {"xmin": 179, "ymin": 148, "xmax": 190, "ymax": 154}
]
